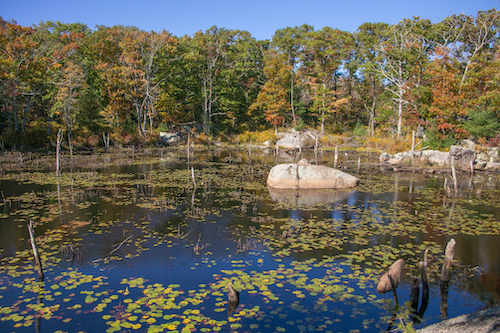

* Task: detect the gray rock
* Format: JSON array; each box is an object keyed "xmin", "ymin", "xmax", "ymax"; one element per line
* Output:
[
  {"xmin": 450, "ymin": 145, "xmax": 476, "ymax": 170},
  {"xmin": 421, "ymin": 150, "xmax": 450, "ymax": 166},
  {"xmin": 160, "ymin": 132, "xmax": 182, "ymax": 144},
  {"xmin": 485, "ymin": 162, "xmax": 500, "ymax": 171},
  {"xmin": 387, "ymin": 151, "xmax": 413, "ymax": 164},
  {"xmin": 460, "ymin": 139, "xmax": 476, "ymax": 149},
  {"xmin": 477, "ymin": 147, "xmax": 499, "ymax": 164},
  {"xmin": 474, "ymin": 161, "xmax": 487, "ymax": 170},
  {"xmin": 267, "ymin": 159, "xmax": 359, "ymax": 189},
  {"xmin": 418, "ymin": 305, "xmax": 500, "ymax": 333},
  {"xmin": 379, "ymin": 152, "xmax": 392, "ymax": 162},
  {"xmin": 275, "ymin": 129, "xmax": 316, "ymax": 149}
]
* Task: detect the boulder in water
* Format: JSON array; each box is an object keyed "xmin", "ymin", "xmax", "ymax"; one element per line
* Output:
[{"xmin": 267, "ymin": 159, "xmax": 359, "ymax": 189}]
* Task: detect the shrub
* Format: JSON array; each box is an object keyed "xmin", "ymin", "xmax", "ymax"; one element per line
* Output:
[
  {"xmin": 423, "ymin": 128, "xmax": 455, "ymax": 150},
  {"xmin": 465, "ymin": 108, "xmax": 500, "ymax": 140},
  {"xmin": 237, "ymin": 130, "xmax": 275, "ymax": 144},
  {"xmin": 353, "ymin": 121, "xmax": 367, "ymax": 137}
]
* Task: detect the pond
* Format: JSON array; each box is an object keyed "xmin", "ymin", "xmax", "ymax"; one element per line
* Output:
[{"xmin": 0, "ymin": 147, "xmax": 499, "ymax": 333}]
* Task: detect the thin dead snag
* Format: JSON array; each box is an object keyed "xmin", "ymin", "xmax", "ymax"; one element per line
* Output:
[
  {"xmin": 28, "ymin": 219, "xmax": 44, "ymax": 282},
  {"xmin": 55, "ymin": 128, "xmax": 63, "ymax": 176}
]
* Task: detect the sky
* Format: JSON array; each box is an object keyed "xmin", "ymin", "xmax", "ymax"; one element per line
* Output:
[{"xmin": 2, "ymin": 0, "xmax": 499, "ymax": 40}]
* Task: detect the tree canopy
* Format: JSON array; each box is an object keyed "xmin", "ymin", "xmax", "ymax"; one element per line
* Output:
[{"xmin": 1, "ymin": 9, "xmax": 499, "ymax": 149}]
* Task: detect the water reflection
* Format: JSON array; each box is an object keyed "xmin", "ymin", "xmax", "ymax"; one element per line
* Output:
[
  {"xmin": 1, "ymin": 148, "xmax": 500, "ymax": 333},
  {"xmin": 268, "ymin": 187, "xmax": 356, "ymax": 207}
]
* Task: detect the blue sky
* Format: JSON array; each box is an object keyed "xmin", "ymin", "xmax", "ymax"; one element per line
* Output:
[{"xmin": 2, "ymin": 0, "xmax": 498, "ymax": 40}]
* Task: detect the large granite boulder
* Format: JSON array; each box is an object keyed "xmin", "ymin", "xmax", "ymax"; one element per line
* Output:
[
  {"xmin": 275, "ymin": 129, "xmax": 316, "ymax": 149},
  {"xmin": 449, "ymin": 145, "xmax": 476, "ymax": 170},
  {"xmin": 421, "ymin": 150, "xmax": 450, "ymax": 166},
  {"xmin": 267, "ymin": 159, "xmax": 359, "ymax": 189},
  {"xmin": 485, "ymin": 162, "xmax": 500, "ymax": 171}
]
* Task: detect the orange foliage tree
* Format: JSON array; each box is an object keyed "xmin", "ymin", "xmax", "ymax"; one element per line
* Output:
[{"xmin": 249, "ymin": 50, "xmax": 290, "ymax": 135}]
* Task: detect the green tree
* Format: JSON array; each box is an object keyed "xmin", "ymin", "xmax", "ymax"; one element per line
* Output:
[
  {"xmin": 272, "ymin": 24, "xmax": 313, "ymax": 127},
  {"xmin": 51, "ymin": 60, "xmax": 87, "ymax": 154},
  {"xmin": 249, "ymin": 50, "xmax": 290, "ymax": 135},
  {"xmin": 302, "ymin": 27, "xmax": 351, "ymax": 134},
  {"xmin": 354, "ymin": 22, "xmax": 389, "ymax": 136},
  {"xmin": 377, "ymin": 18, "xmax": 431, "ymax": 140},
  {"xmin": 191, "ymin": 26, "xmax": 236, "ymax": 134}
]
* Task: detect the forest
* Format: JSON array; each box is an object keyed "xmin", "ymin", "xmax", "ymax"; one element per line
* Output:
[{"xmin": 1, "ymin": 9, "xmax": 500, "ymax": 151}]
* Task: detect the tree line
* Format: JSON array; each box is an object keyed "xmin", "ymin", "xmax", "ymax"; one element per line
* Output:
[{"xmin": 1, "ymin": 9, "xmax": 500, "ymax": 150}]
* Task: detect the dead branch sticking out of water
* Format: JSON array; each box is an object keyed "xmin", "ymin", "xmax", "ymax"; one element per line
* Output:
[
  {"xmin": 193, "ymin": 233, "xmax": 204, "ymax": 253},
  {"xmin": 173, "ymin": 224, "xmax": 191, "ymax": 239},
  {"xmin": 440, "ymin": 239, "xmax": 456, "ymax": 319},
  {"xmin": 92, "ymin": 233, "xmax": 132, "ymax": 263},
  {"xmin": 28, "ymin": 219, "xmax": 44, "ymax": 282},
  {"xmin": 59, "ymin": 244, "xmax": 83, "ymax": 265},
  {"xmin": 411, "ymin": 249, "xmax": 430, "ymax": 323},
  {"xmin": 108, "ymin": 235, "xmax": 132, "ymax": 256}
]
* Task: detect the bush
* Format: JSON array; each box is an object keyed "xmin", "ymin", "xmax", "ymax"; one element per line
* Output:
[
  {"xmin": 364, "ymin": 135, "xmax": 410, "ymax": 154},
  {"xmin": 423, "ymin": 129, "xmax": 455, "ymax": 150},
  {"xmin": 294, "ymin": 118, "xmax": 305, "ymax": 131},
  {"xmin": 237, "ymin": 130, "xmax": 275, "ymax": 144},
  {"xmin": 353, "ymin": 121, "xmax": 367, "ymax": 137},
  {"xmin": 465, "ymin": 108, "xmax": 500, "ymax": 140}
]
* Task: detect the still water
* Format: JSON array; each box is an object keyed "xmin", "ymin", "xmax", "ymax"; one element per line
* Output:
[{"xmin": 0, "ymin": 148, "xmax": 499, "ymax": 332}]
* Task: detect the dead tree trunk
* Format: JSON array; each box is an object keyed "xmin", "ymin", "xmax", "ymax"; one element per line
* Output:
[
  {"xmin": 55, "ymin": 128, "xmax": 63, "ymax": 176},
  {"xmin": 440, "ymin": 239, "xmax": 455, "ymax": 319},
  {"xmin": 441, "ymin": 238, "xmax": 456, "ymax": 282},
  {"xmin": 28, "ymin": 219, "xmax": 44, "ymax": 282}
]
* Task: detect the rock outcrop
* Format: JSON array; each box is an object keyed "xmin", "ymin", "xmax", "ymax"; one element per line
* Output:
[
  {"xmin": 275, "ymin": 129, "xmax": 316, "ymax": 149},
  {"xmin": 449, "ymin": 145, "xmax": 476, "ymax": 170},
  {"xmin": 383, "ymin": 150, "xmax": 450, "ymax": 166},
  {"xmin": 267, "ymin": 159, "xmax": 359, "ymax": 189},
  {"xmin": 421, "ymin": 150, "xmax": 450, "ymax": 166},
  {"xmin": 160, "ymin": 132, "xmax": 182, "ymax": 145},
  {"xmin": 418, "ymin": 305, "xmax": 500, "ymax": 333}
]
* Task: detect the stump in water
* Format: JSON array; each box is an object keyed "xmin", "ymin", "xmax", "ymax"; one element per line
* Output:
[
  {"xmin": 227, "ymin": 283, "xmax": 240, "ymax": 315},
  {"xmin": 441, "ymin": 239, "xmax": 456, "ymax": 282},
  {"xmin": 377, "ymin": 259, "xmax": 405, "ymax": 294},
  {"xmin": 377, "ymin": 259, "xmax": 405, "ymax": 307}
]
